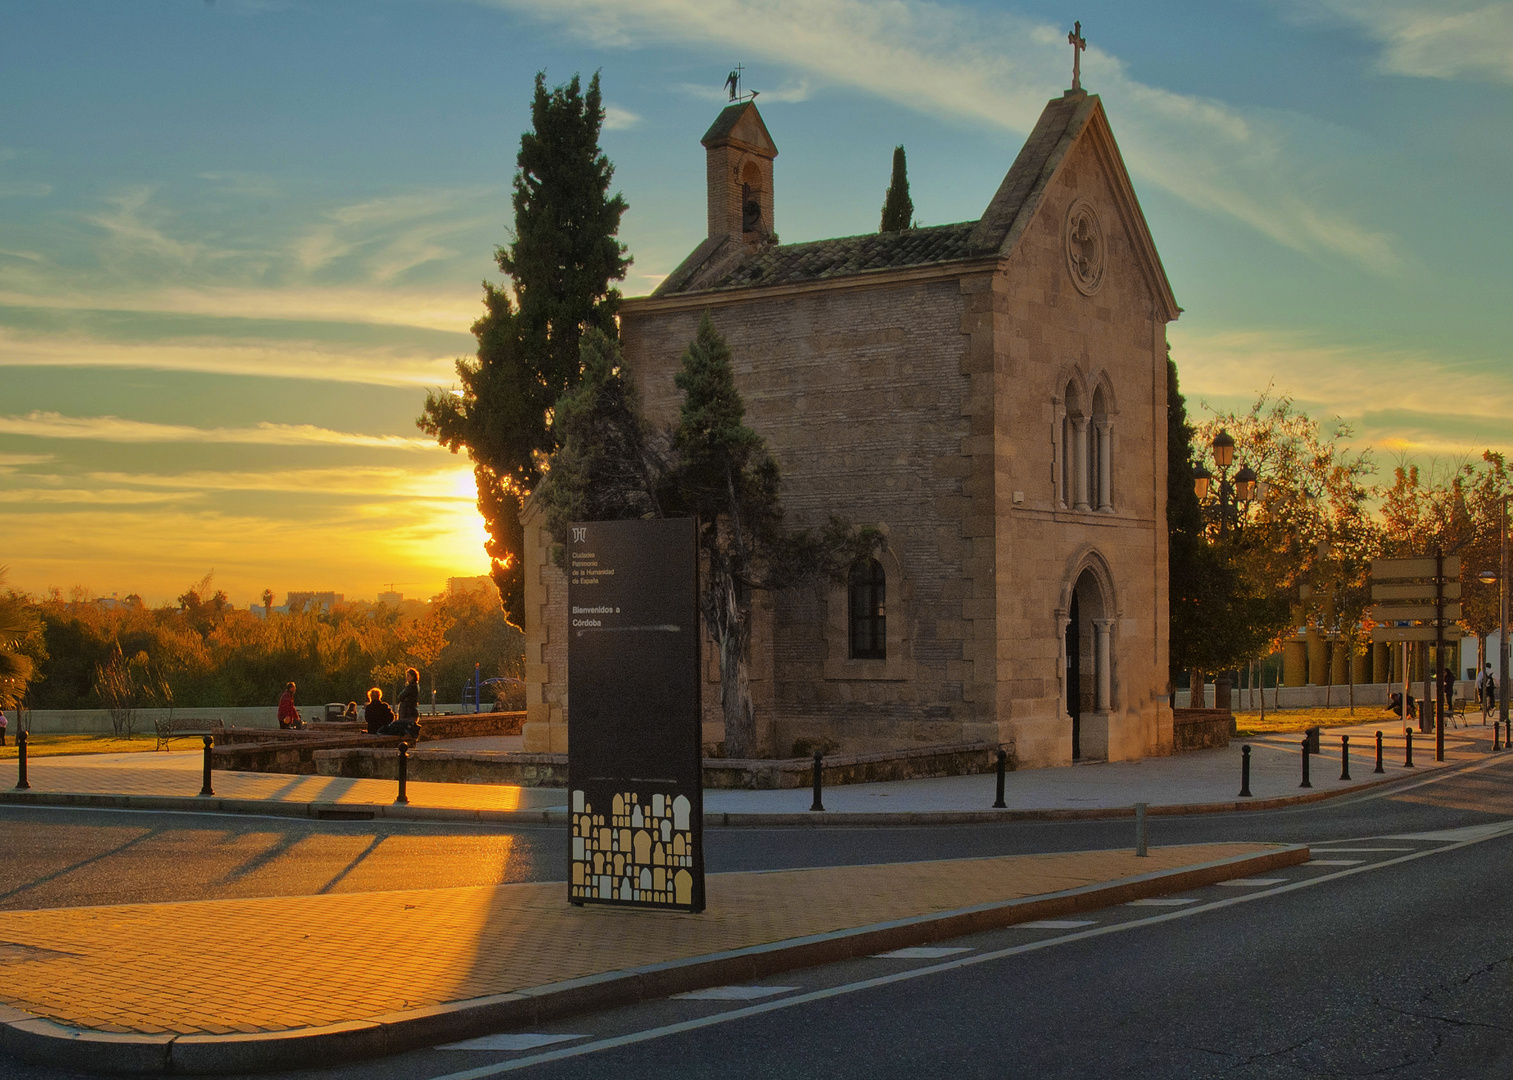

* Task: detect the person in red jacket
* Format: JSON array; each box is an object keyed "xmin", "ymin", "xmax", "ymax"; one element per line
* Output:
[{"xmin": 277, "ymin": 682, "xmax": 303, "ymax": 729}]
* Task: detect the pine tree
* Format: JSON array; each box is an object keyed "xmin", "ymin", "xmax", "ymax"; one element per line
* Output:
[
  {"xmin": 670, "ymin": 315, "xmax": 877, "ymax": 757},
  {"xmin": 879, "ymin": 145, "xmax": 914, "ymax": 232},
  {"xmin": 419, "ymin": 72, "xmax": 630, "ymax": 625},
  {"xmin": 535, "ymin": 329, "xmax": 666, "ymax": 539}
]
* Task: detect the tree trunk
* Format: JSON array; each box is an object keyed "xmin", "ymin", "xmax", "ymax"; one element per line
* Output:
[{"xmin": 709, "ymin": 566, "xmax": 754, "ymax": 759}]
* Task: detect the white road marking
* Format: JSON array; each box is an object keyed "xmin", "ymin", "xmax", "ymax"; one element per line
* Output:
[
  {"xmin": 423, "ymin": 821, "xmax": 1513, "ymax": 1080},
  {"xmin": 439, "ymin": 1034, "xmax": 587, "ymax": 1051},
  {"xmin": 873, "ymin": 947, "xmax": 973, "ymax": 959},
  {"xmin": 1309, "ymin": 847, "xmax": 1415, "ymax": 853},
  {"xmin": 1215, "ymin": 878, "xmax": 1287, "ymax": 887},
  {"xmin": 1388, "ymin": 821, "xmax": 1513, "ymax": 842},
  {"xmin": 1308, "ymin": 859, "xmax": 1365, "ymax": 865},
  {"xmin": 1125, "ymin": 898, "xmax": 1197, "ymax": 906},
  {"xmin": 1017, "ymin": 920, "xmax": 1097, "ymax": 929},
  {"xmin": 673, "ymin": 986, "xmax": 797, "ymax": 1001}
]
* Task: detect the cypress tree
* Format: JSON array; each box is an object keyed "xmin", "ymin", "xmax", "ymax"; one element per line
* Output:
[
  {"xmin": 419, "ymin": 71, "xmax": 629, "ymax": 625},
  {"xmin": 879, "ymin": 145, "xmax": 914, "ymax": 232}
]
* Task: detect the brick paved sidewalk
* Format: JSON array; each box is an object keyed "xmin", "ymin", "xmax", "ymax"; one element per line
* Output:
[{"xmin": 0, "ymin": 843, "xmax": 1282, "ymax": 1038}]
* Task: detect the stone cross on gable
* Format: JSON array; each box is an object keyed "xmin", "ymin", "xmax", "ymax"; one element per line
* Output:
[{"xmin": 1068, "ymin": 21, "xmax": 1086, "ymax": 91}]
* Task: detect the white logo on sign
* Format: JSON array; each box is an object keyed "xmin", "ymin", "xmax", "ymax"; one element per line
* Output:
[{"xmin": 571, "ymin": 527, "xmax": 587, "ymax": 543}]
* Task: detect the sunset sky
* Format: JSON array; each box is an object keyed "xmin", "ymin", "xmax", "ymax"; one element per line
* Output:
[{"xmin": 2, "ymin": 0, "xmax": 1510, "ymax": 606}]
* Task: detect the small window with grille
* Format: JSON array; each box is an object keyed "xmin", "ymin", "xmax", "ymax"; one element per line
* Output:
[{"xmin": 848, "ymin": 558, "xmax": 886, "ymax": 660}]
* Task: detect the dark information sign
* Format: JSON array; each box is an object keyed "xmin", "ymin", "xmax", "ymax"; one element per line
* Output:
[{"xmin": 567, "ymin": 517, "xmax": 704, "ymax": 912}]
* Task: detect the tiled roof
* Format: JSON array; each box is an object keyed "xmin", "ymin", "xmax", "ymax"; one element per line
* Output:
[{"xmin": 658, "ymin": 222, "xmax": 982, "ymax": 295}]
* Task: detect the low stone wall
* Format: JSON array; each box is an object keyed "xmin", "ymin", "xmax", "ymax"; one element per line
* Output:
[
  {"xmin": 1178, "ymin": 681, "xmax": 1477, "ymax": 710},
  {"xmin": 18, "ymin": 705, "xmax": 480, "ymax": 735},
  {"xmin": 312, "ymin": 741, "xmax": 1003, "ymax": 790},
  {"xmin": 418, "ymin": 711, "xmax": 525, "ymax": 741},
  {"xmin": 215, "ymin": 724, "xmax": 361, "ymax": 746},
  {"xmin": 705, "ymin": 742, "xmax": 1004, "ymax": 790},
  {"xmin": 1172, "ymin": 708, "xmax": 1234, "ymax": 752},
  {"xmin": 213, "ymin": 736, "xmax": 403, "ymax": 776},
  {"xmin": 315, "ymin": 747, "xmax": 568, "ymax": 786}
]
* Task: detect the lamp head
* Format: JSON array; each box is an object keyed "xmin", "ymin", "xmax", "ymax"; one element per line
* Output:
[
  {"xmin": 1212, "ymin": 429, "xmax": 1235, "ymax": 469},
  {"xmin": 1479, "ymin": 569, "xmax": 1498, "ymax": 585},
  {"xmin": 1193, "ymin": 463, "xmax": 1212, "ymax": 501},
  {"xmin": 1235, "ymin": 464, "xmax": 1258, "ymax": 502}
]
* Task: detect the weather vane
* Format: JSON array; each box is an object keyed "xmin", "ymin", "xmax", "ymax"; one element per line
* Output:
[
  {"xmin": 1067, "ymin": 21, "xmax": 1086, "ymax": 91},
  {"xmin": 724, "ymin": 64, "xmax": 759, "ymax": 103}
]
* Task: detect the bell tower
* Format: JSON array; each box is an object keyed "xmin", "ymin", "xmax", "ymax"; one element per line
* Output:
[{"xmin": 700, "ymin": 101, "xmax": 778, "ymax": 245}]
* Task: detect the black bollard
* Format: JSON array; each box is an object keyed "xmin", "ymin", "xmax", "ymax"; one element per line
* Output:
[
  {"xmin": 810, "ymin": 751, "xmax": 824, "ymax": 812},
  {"xmin": 1375, "ymin": 730, "xmax": 1385, "ymax": 774},
  {"xmin": 199, "ymin": 735, "xmax": 214, "ymax": 796},
  {"xmin": 1340, "ymin": 735, "xmax": 1351, "ymax": 781},
  {"xmin": 993, "ymin": 749, "xmax": 1007, "ymax": 809},
  {"xmin": 1495, "ymin": 720, "xmax": 1502, "ymax": 752},
  {"xmin": 395, "ymin": 742, "xmax": 409, "ymax": 805},
  {"xmin": 1300, "ymin": 738, "xmax": 1312, "ymax": 788},
  {"xmin": 14, "ymin": 729, "xmax": 29, "ymax": 791},
  {"xmin": 1405, "ymin": 729, "xmax": 1415, "ymax": 768},
  {"xmin": 1135, "ymin": 802, "xmax": 1148, "ymax": 857},
  {"xmin": 1239, "ymin": 744, "xmax": 1252, "ymax": 797}
]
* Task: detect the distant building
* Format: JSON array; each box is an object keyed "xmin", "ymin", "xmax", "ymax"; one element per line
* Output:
[
  {"xmin": 447, "ymin": 576, "xmax": 493, "ymax": 597},
  {"xmin": 376, "ymin": 590, "xmax": 404, "ymax": 606},
  {"xmin": 285, "ymin": 591, "xmax": 343, "ymax": 614}
]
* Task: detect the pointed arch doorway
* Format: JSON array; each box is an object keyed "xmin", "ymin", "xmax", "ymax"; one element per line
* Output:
[{"xmin": 1064, "ymin": 565, "xmax": 1113, "ymax": 762}]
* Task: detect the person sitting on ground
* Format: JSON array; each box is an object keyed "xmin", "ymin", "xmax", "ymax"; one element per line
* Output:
[
  {"xmin": 1387, "ymin": 691, "xmax": 1416, "ymax": 720},
  {"xmin": 277, "ymin": 681, "xmax": 303, "ymax": 729},
  {"xmin": 343, "ymin": 700, "xmax": 358, "ymax": 724},
  {"xmin": 363, "ymin": 687, "xmax": 394, "ymax": 735}
]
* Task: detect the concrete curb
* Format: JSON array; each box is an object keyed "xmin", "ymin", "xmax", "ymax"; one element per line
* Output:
[
  {"xmin": 0, "ymin": 753, "xmax": 1484, "ymax": 827},
  {"xmin": 0, "ymin": 844, "xmax": 1308, "ymax": 1075}
]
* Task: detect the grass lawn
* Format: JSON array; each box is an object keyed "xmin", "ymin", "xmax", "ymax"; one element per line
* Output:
[
  {"xmin": 1232, "ymin": 703, "xmax": 1495, "ymax": 736},
  {"xmin": 0, "ymin": 732, "xmax": 166, "ymax": 760}
]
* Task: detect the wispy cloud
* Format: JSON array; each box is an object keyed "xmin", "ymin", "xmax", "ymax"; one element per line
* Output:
[
  {"xmin": 1172, "ymin": 325, "xmax": 1513, "ymax": 458},
  {"xmin": 472, "ymin": 0, "xmax": 1398, "ymax": 270},
  {"xmin": 0, "ymin": 326, "xmax": 460, "ymax": 387},
  {"xmin": 0, "ymin": 488, "xmax": 197, "ymax": 505},
  {"xmin": 0, "ymin": 284, "xmax": 479, "ymax": 334},
  {"xmin": 291, "ymin": 188, "xmax": 496, "ymax": 283},
  {"xmin": 85, "ymin": 464, "xmax": 476, "ymax": 498},
  {"xmin": 1305, "ymin": 1, "xmax": 1513, "ymax": 83},
  {"xmin": 0, "ymin": 181, "xmax": 52, "ymax": 198},
  {"xmin": 0, "ymin": 412, "xmax": 443, "ymax": 451},
  {"xmin": 604, "ymin": 105, "xmax": 642, "ymax": 129}
]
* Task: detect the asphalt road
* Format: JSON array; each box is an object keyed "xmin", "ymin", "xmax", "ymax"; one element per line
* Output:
[
  {"xmin": 2, "ymin": 757, "xmax": 1512, "ymax": 1078},
  {"xmin": 1, "ymin": 756, "xmax": 1510, "ymax": 910}
]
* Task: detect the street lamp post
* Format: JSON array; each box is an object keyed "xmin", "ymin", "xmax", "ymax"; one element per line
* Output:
[
  {"xmin": 1193, "ymin": 429, "xmax": 1260, "ymax": 711},
  {"xmin": 1478, "ymin": 493, "xmax": 1510, "ymax": 733},
  {"xmin": 1502, "ymin": 494, "xmax": 1510, "ymax": 732}
]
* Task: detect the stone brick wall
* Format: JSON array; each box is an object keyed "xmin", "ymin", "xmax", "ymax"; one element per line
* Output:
[{"xmin": 622, "ymin": 277, "xmax": 986, "ymax": 757}]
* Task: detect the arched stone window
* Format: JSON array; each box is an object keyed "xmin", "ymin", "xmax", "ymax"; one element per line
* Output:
[
  {"xmin": 1061, "ymin": 382, "xmax": 1090, "ymax": 511},
  {"xmin": 1091, "ymin": 384, "xmax": 1112, "ymax": 512},
  {"xmin": 848, "ymin": 558, "xmax": 886, "ymax": 660},
  {"xmin": 741, "ymin": 161, "xmax": 764, "ymax": 233}
]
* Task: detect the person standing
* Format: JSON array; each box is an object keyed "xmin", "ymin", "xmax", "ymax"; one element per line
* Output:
[{"xmin": 277, "ymin": 681, "xmax": 303, "ymax": 730}]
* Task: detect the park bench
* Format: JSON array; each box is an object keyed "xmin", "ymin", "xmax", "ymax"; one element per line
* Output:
[{"xmin": 154, "ymin": 717, "xmax": 224, "ymax": 752}]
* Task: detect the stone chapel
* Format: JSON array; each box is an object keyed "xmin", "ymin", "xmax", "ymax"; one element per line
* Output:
[{"xmin": 522, "ymin": 84, "xmax": 1181, "ymax": 769}]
